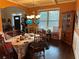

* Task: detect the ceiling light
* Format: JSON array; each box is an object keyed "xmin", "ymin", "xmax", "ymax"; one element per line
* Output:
[
  {"xmin": 36, "ymin": 15, "xmax": 40, "ymax": 19},
  {"xmin": 26, "ymin": 0, "xmax": 40, "ymax": 19}
]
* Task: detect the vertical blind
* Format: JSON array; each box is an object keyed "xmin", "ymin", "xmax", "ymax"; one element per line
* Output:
[{"xmin": 39, "ymin": 10, "xmax": 59, "ymax": 32}]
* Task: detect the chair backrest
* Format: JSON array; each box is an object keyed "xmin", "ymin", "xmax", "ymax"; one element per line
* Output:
[
  {"xmin": 0, "ymin": 32, "xmax": 5, "ymax": 37},
  {"xmin": 0, "ymin": 33, "xmax": 5, "ymax": 46},
  {"xmin": 30, "ymin": 41, "xmax": 44, "ymax": 53},
  {"xmin": 4, "ymin": 30, "xmax": 21, "ymax": 40},
  {"xmin": 0, "ymin": 42, "xmax": 13, "ymax": 55},
  {"xmin": 0, "ymin": 45, "xmax": 6, "ymax": 56},
  {"xmin": 4, "ymin": 42, "xmax": 14, "ymax": 53},
  {"xmin": 0, "ymin": 42, "xmax": 18, "ymax": 59},
  {"xmin": 0, "ymin": 43, "xmax": 11, "ymax": 56}
]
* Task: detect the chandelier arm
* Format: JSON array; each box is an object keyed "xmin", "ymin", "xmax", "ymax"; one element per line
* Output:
[{"xmin": 27, "ymin": 0, "xmax": 40, "ymax": 19}]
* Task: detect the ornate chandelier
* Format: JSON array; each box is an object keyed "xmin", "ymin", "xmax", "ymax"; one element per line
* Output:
[
  {"xmin": 27, "ymin": 14, "xmax": 40, "ymax": 19},
  {"xmin": 26, "ymin": 0, "xmax": 40, "ymax": 19}
]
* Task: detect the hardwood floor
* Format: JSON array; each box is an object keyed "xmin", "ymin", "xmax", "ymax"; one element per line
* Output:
[{"xmin": 24, "ymin": 40, "xmax": 75, "ymax": 59}]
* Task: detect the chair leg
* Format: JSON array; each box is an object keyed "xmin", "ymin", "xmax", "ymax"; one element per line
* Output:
[{"xmin": 43, "ymin": 50, "xmax": 45, "ymax": 59}]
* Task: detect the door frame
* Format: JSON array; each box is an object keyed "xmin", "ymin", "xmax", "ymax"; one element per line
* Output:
[{"xmin": 12, "ymin": 13, "xmax": 22, "ymax": 31}]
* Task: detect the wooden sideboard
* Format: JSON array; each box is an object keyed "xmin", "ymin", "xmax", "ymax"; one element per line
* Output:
[{"xmin": 61, "ymin": 11, "xmax": 75, "ymax": 46}]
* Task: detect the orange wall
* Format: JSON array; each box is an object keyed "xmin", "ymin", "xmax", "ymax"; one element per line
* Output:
[
  {"xmin": 28, "ymin": 2, "xmax": 76, "ymax": 38},
  {"xmin": 0, "ymin": 10, "xmax": 2, "ymax": 32},
  {"xmin": 30, "ymin": 2, "xmax": 76, "ymax": 12},
  {"xmin": 77, "ymin": 0, "xmax": 79, "ymax": 10},
  {"xmin": 29, "ymin": 2, "xmax": 76, "ymax": 31},
  {"xmin": 29, "ymin": 2, "xmax": 76, "ymax": 28},
  {"xmin": 0, "ymin": 0, "xmax": 26, "ymax": 9},
  {"xmin": 75, "ymin": 0, "xmax": 79, "ymax": 33},
  {"xmin": 0, "ymin": 0, "xmax": 30, "ymax": 12},
  {"xmin": 0, "ymin": 1, "xmax": 76, "ymax": 32},
  {"xmin": 0, "ymin": 0, "xmax": 18, "ymax": 8},
  {"xmin": 0, "ymin": 0, "xmax": 30, "ymax": 32}
]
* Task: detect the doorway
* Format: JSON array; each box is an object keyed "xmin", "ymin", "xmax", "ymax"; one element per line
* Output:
[{"xmin": 14, "ymin": 16, "xmax": 21, "ymax": 30}]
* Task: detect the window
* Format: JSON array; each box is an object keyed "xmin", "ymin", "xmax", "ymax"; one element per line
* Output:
[
  {"xmin": 39, "ymin": 10, "xmax": 59, "ymax": 32},
  {"xmin": 39, "ymin": 12, "xmax": 47, "ymax": 30},
  {"xmin": 48, "ymin": 10, "xmax": 59, "ymax": 32}
]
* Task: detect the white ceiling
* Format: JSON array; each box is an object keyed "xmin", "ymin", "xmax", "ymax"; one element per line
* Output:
[{"xmin": 7, "ymin": 0, "xmax": 75, "ymax": 8}]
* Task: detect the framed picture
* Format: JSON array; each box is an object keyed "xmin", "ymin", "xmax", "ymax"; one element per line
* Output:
[{"xmin": 62, "ymin": 11, "xmax": 73, "ymax": 31}]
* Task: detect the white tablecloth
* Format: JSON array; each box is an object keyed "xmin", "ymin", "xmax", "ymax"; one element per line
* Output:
[{"xmin": 5, "ymin": 33, "xmax": 40, "ymax": 59}]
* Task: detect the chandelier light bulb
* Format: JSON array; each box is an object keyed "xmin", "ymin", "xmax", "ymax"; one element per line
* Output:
[
  {"xmin": 30, "ymin": 15, "xmax": 35, "ymax": 19},
  {"xmin": 36, "ymin": 15, "xmax": 40, "ymax": 19},
  {"xmin": 27, "ymin": 16, "xmax": 30, "ymax": 19}
]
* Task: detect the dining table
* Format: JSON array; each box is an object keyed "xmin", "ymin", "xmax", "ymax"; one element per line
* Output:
[{"xmin": 5, "ymin": 33, "xmax": 40, "ymax": 59}]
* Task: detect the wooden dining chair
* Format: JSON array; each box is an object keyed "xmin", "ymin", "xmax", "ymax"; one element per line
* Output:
[
  {"xmin": 0, "ymin": 32, "xmax": 18, "ymax": 59},
  {"xmin": 0, "ymin": 33, "xmax": 6, "ymax": 58},
  {"xmin": 0, "ymin": 42, "xmax": 18, "ymax": 59},
  {"xmin": 6, "ymin": 42, "xmax": 18, "ymax": 59},
  {"xmin": 30, "ymin": 41, "xmax": 45, "ymax": 59},
  {"xmin": 39, "ymin": 31, "xmax": 49, "ymax": 50}
]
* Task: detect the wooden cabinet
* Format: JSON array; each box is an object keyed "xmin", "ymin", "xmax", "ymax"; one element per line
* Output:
[{"xmin": 62, "ymin": 11, "xmax": 75, "ymax": 46}]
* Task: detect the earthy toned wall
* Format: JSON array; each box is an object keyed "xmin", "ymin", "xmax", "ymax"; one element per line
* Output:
[
  {"xmin": 77, "ymin": 0, "xmax": 79, "ymax": 10},
  {"xmin": 0, "ymin": 0, "xmax": 30, "ymax": 32},
  {"xmin": 0, "ymin": 9, "xmax": 3, "ymax": 32},
  {"xmin": 74, "ymin": 0, "xmax": 79, "ymax": 33},
  {"xmin": 28, "ymin": 2, "xmax": 76, "ymax": 38},
  {"xmin": 0, "ymin": 0, "xmax": 28, "ymax": 10},
  {"xmin": 29, "ymin": 2, "xmax": 76, "ymax": 28},
  {"xmin": 1, "ymin": 7, "xmax": 25, "ymax": 22},
  {"xmin": 73, "ymin": 0, "xmax": 79, "ymax": 59},
  {"xmin": 0, "ymin": 1, "xmax": 76, "ymax": 33}
]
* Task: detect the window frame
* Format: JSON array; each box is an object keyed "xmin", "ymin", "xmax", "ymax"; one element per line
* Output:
[{"xmin": 38, "ymin": 9, "xmax": 60, "ymax": 32}]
